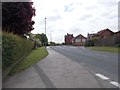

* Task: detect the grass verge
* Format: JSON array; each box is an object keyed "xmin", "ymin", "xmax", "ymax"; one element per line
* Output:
[
  {"xmin": 87, "ymin": 46, "xmax": 120, "ymax": 53},
  {"xmin": 9, "ymin": 46, "xmax": 48, "ymax": 75}
]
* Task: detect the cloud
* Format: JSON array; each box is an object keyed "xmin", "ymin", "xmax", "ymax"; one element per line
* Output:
[
  {"xmin": 85, "ymin": 5, "xmax": 98, "ymax": 10},
  {"xmin": 32, "ymin": 0, "xmax": 118, "ymax": 43},
  {"xmin": 64, "ymin": 3, "xmax": 74, "ymax": 12},
  {"xmin": 47, "ymin": 15, "xmax": 61, "ymax": 22},
  {"xmin": 79, "ymin": 14, "xmax": 93, "ymax": 21}
]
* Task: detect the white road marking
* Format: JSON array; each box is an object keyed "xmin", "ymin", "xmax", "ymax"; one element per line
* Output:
[
  {"xmin": 95, "ymin": 73, "xmax": 109, "ymax": 80},
  {"xmin": 110, "ymin": 81, "xmax": 120, "ymax": 88}
]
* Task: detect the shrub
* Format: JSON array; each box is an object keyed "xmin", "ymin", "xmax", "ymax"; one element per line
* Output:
[
  {"xmin": 85, "ymin": 40, "xmax": 94, "ymax": 47},
  {"xmin": 115, "ymin": 44, "xmax": 120, "ymax": 47},
  {"xmin": 2, "ymin": 32, "xmax": 35, "ymax": 69}
]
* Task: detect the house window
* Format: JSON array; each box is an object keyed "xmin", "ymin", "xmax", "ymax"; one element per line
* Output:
[
  {"xmin": 82, "ymin": 39, "xmax": 85, "ymax": 42},
  {"xmin": 75, "ymin": 39, "xmax": 81, "ymax": 42}
]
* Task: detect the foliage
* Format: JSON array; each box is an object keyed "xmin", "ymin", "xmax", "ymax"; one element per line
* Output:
[
  {"xmin": 2, "ymin": 2, "xmax": 35, "ymax": 35},
  {"xmin": 35, "ymin": 33, "xmax": 48, "ymax": 46},
  {"xmin": 62, "ymin": 42, "xmax": 65, "ymax": 45},
  {"xmin": 2, "ymin": 32, "xmax": 35, "ymax": 69},
  {"xmin": 115, "ymin": 44, "xmax": 120, "ymax": 47},
  {"xmin": 91, "ymin": 37, "xmax": 100, "ymax": 42},
  {"xmin": 34, "ymin": 34, "xmax": 41, "ymax": 40},
  {"xmin": 10, "ymin": 47, "xmax": 48, "ymax": 75},
  {"xmin": 49, "ymin": 42, "xmax": 56, "ymax": 46},
  {"xmin": 85, "ymin": 40, "xmax": 94, "ymax": 47}
]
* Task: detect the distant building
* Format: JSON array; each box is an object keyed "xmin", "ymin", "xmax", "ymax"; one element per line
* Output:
[
  {"xmin": 114, "ymin": 30, "xmax": 120, "ymax": 36},
  {"xmin": 87, "ymin": 33, "xmax": 96, "ymax": 40},
  {"xmin": 87, "ymin": 28, "xmax": 114, "ymax": 40},
  {"xmin": 114, "ymin": 30, "xmax": 120, "ymax": 46},
  {"xmin": 64, "ymin": 28, "xmax": 116, "ymax": 46},
  {"xmin": 96, "ymin": 28, "xmax": 114, "ymax": 38},
  {"xmin": 86, "ymin": 28, "xmax": 118, "ymax": 46},
  {"xmin": 65, "ymin": 33, "xmax": 74, "ymax": 45},
  {"xmin": 73, "ymin": 34, "xmax": 87, "ymax": 46}
]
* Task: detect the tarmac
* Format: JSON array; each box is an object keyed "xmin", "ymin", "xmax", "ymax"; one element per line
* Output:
[{"xmin": 3, "ymin": 47, "xmax": 101, "ymax": 88}]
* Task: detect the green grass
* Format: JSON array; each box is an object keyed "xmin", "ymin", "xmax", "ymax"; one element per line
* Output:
[
  {"xmin": 87, "ymin": 46, "xmax": 120, "ymax": 53},
  {"xmin": 9, "ymin": 47, "xmax": 48, "ymax": 75}
]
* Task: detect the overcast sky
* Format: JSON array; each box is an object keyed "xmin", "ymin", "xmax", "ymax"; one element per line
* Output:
[{"xmin": 32, "ymin": 0, "xmax": 119, "ymax": 43}]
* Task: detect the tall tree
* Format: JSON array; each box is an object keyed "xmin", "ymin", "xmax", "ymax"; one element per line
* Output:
[
  {"xmin": 35, "ymin": 33, "xmax": 48, "ymax": 46},
  {"xmin": 40, "ymin": 33, "xmax": 48, "ymax": 46},
  {"xmin": 2, "ymin": 2, "xmax": 35, "ymax": 35}
]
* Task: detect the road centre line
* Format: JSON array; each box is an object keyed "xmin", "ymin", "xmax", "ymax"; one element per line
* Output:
[
  {"xmin": 95, "ymin": 73, "xmax": 109, "ymax": 80},
  {"xmin": 110, "ymin": 81, "xmax": 120, "ymax": 88},
  {"xmin": 95, "ymin": 73, "xmax": 120, "ymax": 88}
]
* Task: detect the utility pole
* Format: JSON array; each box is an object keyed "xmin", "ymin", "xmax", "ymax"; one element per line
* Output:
[
  {"xmin": 45, "ymin": 17, "xmax": 47, "ymax": 35},
  {"xmin": 50, "ymin": 33, "xmax": 52, "ymax": 42},
  {"xmin": 45, "ymin": 17, "xmax": 47, "ymax": 46}
]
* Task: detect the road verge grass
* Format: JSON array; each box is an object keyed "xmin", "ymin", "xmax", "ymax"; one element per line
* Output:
[
  {"xmin": 9, "ymin": 47, "xmax": 48, "ymax": 75},
  {"xmin": 87, "ymin": 46, "xmax": 120, "ymax": 53}
]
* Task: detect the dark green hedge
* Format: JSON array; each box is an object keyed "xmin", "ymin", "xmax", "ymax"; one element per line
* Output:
[{"xmin": 2, "ymin": 32, "xmax": 35, "ymax": 69}]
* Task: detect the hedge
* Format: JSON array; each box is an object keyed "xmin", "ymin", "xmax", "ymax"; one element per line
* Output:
[{"xmin": 2, "ymin": 32, "xmax": 35, "ymax": 69}]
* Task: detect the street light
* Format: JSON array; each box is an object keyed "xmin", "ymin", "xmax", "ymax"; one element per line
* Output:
[
  {"xmin": 45, "ymin": 17, "xmax": 47, "ymax": 35},
  {"xmin": 45, "ymin": 17, "xmax": 47, "ymax": 46},
  {"xmin": 50, "ymin": 33, "xmax": 52, "ymax": 42}
]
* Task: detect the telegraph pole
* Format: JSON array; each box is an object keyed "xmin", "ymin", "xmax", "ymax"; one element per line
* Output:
[
  {"xmin": 45, "ymin": 17, "xmax": 47, "ymax": 46},
  {"xmin": 45, "ymin": 17, "xmax": 47, "ymax": 35},
  {"xmin": 50, "ymin": 33, "xmax": 52, "ymax": 42}
]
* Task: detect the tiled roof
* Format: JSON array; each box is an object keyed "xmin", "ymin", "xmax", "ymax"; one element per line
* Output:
[
  {"xmin": 97, "ymin": 28, "xmax": 114, "ymax": 35},
  {"xmin": 74, "ymin": 34, "xmax": 86, "ymax": 39}
]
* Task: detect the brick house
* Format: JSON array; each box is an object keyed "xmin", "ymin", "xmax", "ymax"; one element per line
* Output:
[
  {"xmin": 114, "ymin": 30, "xmax": 120, "ymax": 46},
  {"xmin": 86, "ymin": 28, "xmax": 116, "ymax": 46},
  {"xmin": 114, "ymin": 30, "xmax": 120, "ymax": 36},
  {"xmin": 87, "ymin": 33, "xmax": 97, "ymax": 40},
  {"xmin": 87, "ymin": 28, "xmax": 114, "ymax": 40},
  {"xmin": 96, "ymin": 28, "xmax": 114, "ymax": 38},
  {"xmin": 72, "ymin": 34, "xmax": 87, "ymax": 46},
  {"xmin": 65, "ymin": 33, "xmax": 74, "ymax": 45}
]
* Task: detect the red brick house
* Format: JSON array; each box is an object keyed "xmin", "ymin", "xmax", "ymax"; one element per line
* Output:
[
  {"xmin": 72, "ymin": 34, "xmax": 87, "ymax": 46},
  {"xmin": 96, "ymin": 28, "xmax": 114, "ymax": 38},
  {"xmin": 65, "ymin": 33, "xmax": 74, "ymax": 45},
  {"xmin": 114, "ymin": 30, "xmax": 120, "ymax": 46},
  {"xmin": 114, "ymin": 30, "xmax": 120, "ymax": 36},
  {"xmin": 86, "ymin": 28, "xmax": 116, "ymax": 46}
]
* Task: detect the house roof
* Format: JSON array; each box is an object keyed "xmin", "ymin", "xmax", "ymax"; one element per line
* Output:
[
  {"xmin": 74, "ymin": 34, "xmax": 86, "ymax": 39},
  {"xmin": 65, "ymin": 33, "xmax": 74, "ymax": 38},
  {"xmin": 97, "ymin": 28, "xmax": 114, "ymax": 35},
  {"xmin": 114, "ymin": 30, "xmax": 120, "ymax": 34},
  {"xmin": 88, "ymin": 33, "xmax": 97, "ymax": 37}
]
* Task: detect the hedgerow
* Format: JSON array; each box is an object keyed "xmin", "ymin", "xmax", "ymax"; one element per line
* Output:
[{"xmin": 2, "ymin": 32, "xmax": 35, "ymax": 69}]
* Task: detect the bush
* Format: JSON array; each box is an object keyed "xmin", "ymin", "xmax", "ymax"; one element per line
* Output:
[
  {"xmin": 115, "ymin": 44, "xmax": 120, "ymax": 47},
  {"xmin": 2, "ymin": 32, "xmax": 35, "ymax": 69},
  {"xmin": 85, "ymin": 40, "xmax": 94, "ymax": 47}
]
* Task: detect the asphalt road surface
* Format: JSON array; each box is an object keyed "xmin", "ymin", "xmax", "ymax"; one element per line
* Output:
[{"xmin": 50, "ymin": 46, "xmax": 119, "ymax": 87}]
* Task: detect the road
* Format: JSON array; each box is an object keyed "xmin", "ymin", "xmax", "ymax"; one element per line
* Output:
[{"xmin": 50, "ymin": 46, "xmax": 119, "ymax": 87}]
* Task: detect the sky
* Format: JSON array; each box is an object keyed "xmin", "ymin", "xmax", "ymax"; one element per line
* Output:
[{"xmin": 32, "ymin": 0, "xmax": 119, "ymax": 43}]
